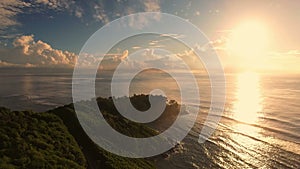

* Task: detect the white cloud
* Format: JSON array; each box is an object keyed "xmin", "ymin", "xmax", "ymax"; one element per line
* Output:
[{"xmin": 0, "ymin": 35, "xmax": 77, "ymax": 67}]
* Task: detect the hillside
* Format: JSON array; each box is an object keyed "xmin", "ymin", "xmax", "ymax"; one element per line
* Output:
[
  {"xmin": 49, "ymin": 103, "xmax": 156, "ymax": 169},
  {"xmin": 0, "ymin": 107, "xmax": 87, "ymax": 168},
  {"xmin": 0, "ymin": 94, "xmax": 180, "ymax": 169}
]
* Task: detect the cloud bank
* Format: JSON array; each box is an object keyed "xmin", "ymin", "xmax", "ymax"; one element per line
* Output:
[
  {"xmin": 0, "ymin": 35, "xmax": 133, "ymax": 68},
  {"xmin": 0, "ymin": 35, "xmax": 76, "ymax": 67}
]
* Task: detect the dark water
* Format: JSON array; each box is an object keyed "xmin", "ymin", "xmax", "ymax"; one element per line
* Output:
[{"xmin": 0, "ymin": 69, "xmax": 299, "ymax": 168}]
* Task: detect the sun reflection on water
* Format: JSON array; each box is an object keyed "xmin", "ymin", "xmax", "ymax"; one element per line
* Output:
[
  {"xmin": 228, "ymin": 72, "xmax": 266, "ymax": 166},
  {"xmin": 231, "ymin": 72, "xmax": 264, "ymax": 140},
  {"xmin": 233, "ymin": 72, "xmax": 263, "ymax": 125}
]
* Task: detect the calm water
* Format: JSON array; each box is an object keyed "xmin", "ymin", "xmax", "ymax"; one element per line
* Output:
[
  {"xmin": 0, "ymin": 69, "xmax": 299, "ymax": 168},
  {"xmin": 156, "ymin": 73, "xmax": 300, "ymax": 169}
]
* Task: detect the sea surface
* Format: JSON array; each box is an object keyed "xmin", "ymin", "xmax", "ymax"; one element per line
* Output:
[{"xmin": 0, "ymin": 68, "xmax": 299, "ymax": 168}]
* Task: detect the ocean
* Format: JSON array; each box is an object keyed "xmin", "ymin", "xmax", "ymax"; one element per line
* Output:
[{"xmin": 0, "ymin": 68, "xmax": 299, "ymax": 168}]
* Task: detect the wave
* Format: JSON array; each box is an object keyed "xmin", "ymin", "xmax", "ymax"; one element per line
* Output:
[{"xmin": 184, "ymin": 120, "xmax": 300, "ymax": 168}]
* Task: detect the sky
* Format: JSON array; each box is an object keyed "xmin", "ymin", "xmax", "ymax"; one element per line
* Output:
[{"xmin": 0, "ymin": 0, "xmax": 299, "ymax": 73}]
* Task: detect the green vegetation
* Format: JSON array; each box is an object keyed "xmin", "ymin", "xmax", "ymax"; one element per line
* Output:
[
  {"xmin": 49, "ymin": 103, "xmax": 156, "ymax": 169},
  {"xmin": 97, "ymin": 94, "xmax": 180, "ymax": 132},
  {"xmin": 0, "ymin": 94, "xmax": 180, "ymax": 169},
  {"xmin": 0, "ymin": 107, "xmax": 86, "ymax": 169}
]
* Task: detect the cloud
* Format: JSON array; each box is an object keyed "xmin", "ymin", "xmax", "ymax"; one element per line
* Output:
[
  {"xmin": 124, "ymin": 48, "xmax": 186, "ymax": 71},
  {"xmin": 264, "ymin": 49, "xmax": 300, "ymax": 72},
  {"xmin": 268, "ymin": 50, "xmax": 300, "ymax": 57},
  {"xmin": 74, "ymin": 47, "xmax": 205, "ymax": 73},
  {"xmin": 104, "ymin": 50, "xmax": 129, "ymax": 61},
  {"xmin": 143, "ymin": 0, "xmax": 160, "ymax": 12},
  {"xmin": 74, "ymin": 8, "xmax": 83, "ymax": 18},
  {"xmin": 92, "ymin": 0, "xmax": 161, "ymax": 24},
  {"xmin": 95, "ymin": 48, "xmax": 177, "ymax": 71},
  {"xmin": 0, "ymin": 0, "xmax": 85, "ymax": 35},
  {"xmin": 282, "ymin": 50, "xmax": 300, "ymax": 56},
  {"xmin": 127, "ymin": 12, "xmax": 161, "ymax": 29},
  {"xmin": 0, "ymin": 0, "xmax": 30, "ymax": 32},
  {"xmin": 74, "ymin": 49, "xmax": 130, "ymax": 69},
  {"xmin": 193, "ymin": 38, "xmax": 227, "ymax": 52},
  {"xmin": 289, "ymin": 50, "xmax": 300, "ymax": 56},
  {"xmin": 0, "ymin": 0, "xmax": 83, "ymax": 37},
  {"xmin": 33, "ymin": 0, "xmax": 85, "ymax": 19},
  {"xmin": 120, "ymin": 50, "xmax": 129, "ymax": 60},
  {"xmin": 0, "ymin": 35, "xmax": 77, "ymax": 67},
  {"xmin": 0, "ymin": 0, "xmax": 162, "ymax": 36},
  {"xmin": 0, "ymin": 60, "xmax": 17, "ymax": 67}
]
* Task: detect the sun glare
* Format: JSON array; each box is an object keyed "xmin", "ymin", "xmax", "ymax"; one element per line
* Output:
[
  {"xmin": 227, "ymin": 21, "xmax": 269, "ymax": 62},
  {"xmin": 233, "ymin": 72, "xmax": 263, "ymax": 124}
]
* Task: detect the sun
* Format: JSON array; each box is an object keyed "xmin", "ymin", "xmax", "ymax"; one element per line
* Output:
[{"xmin": 227, "ymin": 21, "xmax": 269, "ymax": 61}]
